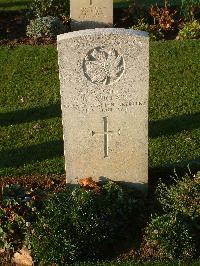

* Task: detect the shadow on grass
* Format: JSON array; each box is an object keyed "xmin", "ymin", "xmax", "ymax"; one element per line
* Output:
[
  {"xmin": 0, "ymin": 103, "xmax": 62, "ymax": 126},
  {"xmin": 0, "ymin": 140, "xmax": 64, "ymax": 168},
  {"xmin": 0, "ymin": 1, "xmax": 30, "ymax": 9},
  {"xmin": 149, "ymin": 112, "xmax": 200, "ymax": 138},
  {"xmin": 1, "ymin": 106, "xmax": 200, "ymax": 174},
  {"xmin": 1, "ymin": 105, "xmax": 199, "ymax": 138},
  {"xmin": 149, "ymin": 159, "xmax": 200, "ymax": 194}
]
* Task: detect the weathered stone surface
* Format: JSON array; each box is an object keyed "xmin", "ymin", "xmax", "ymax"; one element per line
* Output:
[
  {"xmin": 70, "ymin": 0, "xmax": 113, "ymax": 30},
  {"xmin": 57, "ymin": 29, "xmax": 149, "ymax": 190}
]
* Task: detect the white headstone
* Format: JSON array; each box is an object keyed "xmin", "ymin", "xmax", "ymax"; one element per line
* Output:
[
  {"xmin": 70, "ymin": 0, "xmax": 113, "ymax": 30},
  {"xmin": 57, "ymin": 28, "xmax": 149, "ymax": 191}
]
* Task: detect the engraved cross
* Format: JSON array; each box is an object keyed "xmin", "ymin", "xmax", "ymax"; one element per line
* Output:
[{"xmin": 92, "ymin": 117, "xmax": 120, "ymax": 158}]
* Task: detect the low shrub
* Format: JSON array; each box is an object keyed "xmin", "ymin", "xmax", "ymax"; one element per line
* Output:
[
  {"xmin": 141, "ymin": 214, "xmax": 197, "ymax": 260},
  {"xmin": 0, "ymin": 175, "xmax": 65, "ymax": 261},
  {"xmin": 28, "ymin": 181, "xmax": 144, "ymax": 264},
  {"xmin": 141, "ymin": 172, "xmax": 200, "ymax": 260},
  {"xmin": 157, "ymin": 171, "xmax": 200, "ymax": 219},
  {"xmin": 29, "ymin": 0, "xmax": 70, "ymax": 20},
  {"xmin": 0, "ymin": 183, "xmax": 40, "ymax": 252},
  {"xmin": 181, "ymin": 0, "xmax": 200, "ymax": 21},
  {"xmin": 26, "ymin": 16, "xmax": 65, "ymax": 38},
  {"xmin": 149, "ymin": 5, "xmax": 177, "ymax": 32},
  {"xmin": 178, "ymin": 20, "xmax": 200, "ymax": 39},
  {"xmin": 131, "ymin": 18, "xmax": 149, "ymax": 32},
  {"xmin": 130, "ymin": 19, "xmax": 164, "ymax": 40},
  {"xmin": 131, "ymin": 2, "xmax": 180, "ymax": 40}
]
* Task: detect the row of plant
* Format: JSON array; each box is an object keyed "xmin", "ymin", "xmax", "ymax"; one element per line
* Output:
[
  {"xmin": 0, "ymin": 172, "xmax": 199, "ymax": 264},
  {"xmin": 23, "ymin": 0, "xmax": 200, "ymax": 40},
  {"xmin": 130, "ymin": 0, "xmax": 200, "ymax": 40},
  {"xmin": 25, "ymin": 0, "xmax": 69, "ymax": 38}
]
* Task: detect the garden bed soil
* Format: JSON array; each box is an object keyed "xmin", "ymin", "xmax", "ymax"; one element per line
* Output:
[
  {"xmin": 0, "ymin": 10, "xmax": 26, "ymax": 40},
  {"xmin": 0, "ymin": 5, "xmax": 184, "ymax": 45},
  {"xmin": 0, "ymin": 7, "xmax": 137, "ymax": 45},
  {"xmin": 0, "ymin": 36, "xmax": 57, "ymax": 45}
]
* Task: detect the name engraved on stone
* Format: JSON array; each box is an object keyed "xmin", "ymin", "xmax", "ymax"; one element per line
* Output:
[
  {"xmin": 83, "ymin": 47, "xmax": 125, "ymax": 85},
  {"xmin": 71, "ymin": 0, "xmax": 113, "ymax": 30},
  {"xmin": 79, "ymin": 7, "xmax": 104, "ymax": 19},
  {"xmin": 92, "ymin": 116, "xmax": 120, "ymax": 158}
]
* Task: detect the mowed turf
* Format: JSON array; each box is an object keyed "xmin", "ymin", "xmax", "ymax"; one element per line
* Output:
[
  {"xmin": 0, "ymin": 0, "xmax": 130, "ymax": 11},
  {"xmin": 134, "ymin": 0, "xmax": 181, "ymax": 6},
  {"xmin": 0, "ymin": 0, "xmax": 181, "ymax": 11},
  {"xmin": 114, "ymin": 0, "xmax": 181, "ymax": 7},
  {"xmin": 0, "ymin": 40, "xmax": 200, "ymax": 177},
  {"xmin": 0, "ymin": 0, "xmax": 31, "ymax": 11},
  {"xmin": 79, "ymin": 261, "xmax": 200, "ymax": 266}
]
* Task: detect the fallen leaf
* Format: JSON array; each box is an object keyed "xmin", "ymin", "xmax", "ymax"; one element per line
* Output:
[
  {"xmin": 79, "ymin": 177, "xmax": 101, "ymax": 192},
  {"xmin": 12, "ymin": 246, "xmax": 33, "ymax": 266}
]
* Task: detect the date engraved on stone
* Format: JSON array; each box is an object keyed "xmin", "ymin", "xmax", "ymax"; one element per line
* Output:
[
  {"xmin": 83, "ymin": 47, "xmax": 125, "ymax": 85},
  {"xmin": 79, "ymin": 6, "xmax": 104, "ymax": 19}
]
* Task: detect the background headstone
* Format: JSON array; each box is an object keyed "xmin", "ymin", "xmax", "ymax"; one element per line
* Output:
[
  {"xmin": 57, "ymin": 29, "xmax": 149, "ymax": 190},
  {"xmin": 70, "ymin": 0, "xmax": 113, "ymax": 30}
]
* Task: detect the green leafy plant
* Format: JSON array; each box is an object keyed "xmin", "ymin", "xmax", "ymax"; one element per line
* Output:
[
  {"xmin": 157, "ymin": 171, "xmax": 200, "ymax": 219},
  {"xmin": 29, "ymin": 0, "xmax": 70, "ymax": 20},
  {"xmin": 130, "ymin": 18, "xmax": 164, "ymax": 40},
  {"xmin": 0, "ymin": 183, "xmax": 45, "ymax": 252},
  {"xmin": 178, "ymin": 20, "xmax": 200, "ymax": 39},
  {"xmin": 141, "ymin": 172, "xmax": 200, "ymax": 260},
  {"xmin": 130, "ymin": 1, "xmax": 175, "ymax": 39},
  {"xmin": 131, "ymin": 18, "xmax": 149, "ymax": 31},
  {"xmin": 28, "ymin": 181, "xmax": 144, "ymax": 264},
  {"xmin": 0, "ymin": 176, "xmax": 65, "ymax": 262},
  {"xmin": 26, "ymin": 16, "xmax": 65, "ymax": 38},
  {"xmin": 141, "ymin": 214, "xmax": 197, "ymax": 260},
  {"xmin": 181, "ymin": 0, "xmax": 200, "ymax": 21}
]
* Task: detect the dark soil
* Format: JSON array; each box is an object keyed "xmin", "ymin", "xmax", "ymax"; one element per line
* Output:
[
  {"xmin": 0, "ymin": 7, "xmax": 134, "ymax": 45},
  {"xmin": 0, "ymin": 36, "xmax": 57, "ymax": 45},
  {"xmin": 0, "ymin": 6, "xmax": 183, "ymax": 45},
  {"xmin": 0, "ymin": 10, "xmax": 27, "ymax": 40},
  {"xmin": 0, "ymin": 10, "xmax": 64, "ymax": 45}
]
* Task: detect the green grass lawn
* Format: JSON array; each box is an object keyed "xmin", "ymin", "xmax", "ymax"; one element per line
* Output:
[
  {"xmin": 0, "ymin": 40, "xmax": 199, "ymax": 177},
  {"xmin": 0, "ymin": 0, "xmax": 31, "ymax": 11},
  {"xmin": 0, "ymin": 0, "xmax": 130, "ymax": 11},
  {"xmin": 78, "ymin": 261, "xmax": 200, "ymax": 266},
  {"xmin": 134, "ymin": 0, "xmax": 181, "ymax": 6},
  {"xmin": 115, "ymin": 0, "xmax": 181, "ymax": 7},
  {"xmin": 0, "ymin": 0, "xmax": 181, "ymax": 11}
]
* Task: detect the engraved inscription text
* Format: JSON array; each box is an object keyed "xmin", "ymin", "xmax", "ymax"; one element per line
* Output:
[{"xmin": 79, "ymin": 6, "xmax": 104, "ymax": 19}]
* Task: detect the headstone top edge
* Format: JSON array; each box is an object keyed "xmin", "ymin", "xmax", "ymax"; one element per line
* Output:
[{"xmin": 57, "ymin": 28, "xmax": 149, "ymax": 42}]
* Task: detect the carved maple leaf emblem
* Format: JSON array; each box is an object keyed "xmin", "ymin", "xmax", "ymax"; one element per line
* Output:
[{"xmin": 83, "ymin": 47, "xmax": 125, "ymax": 85}]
